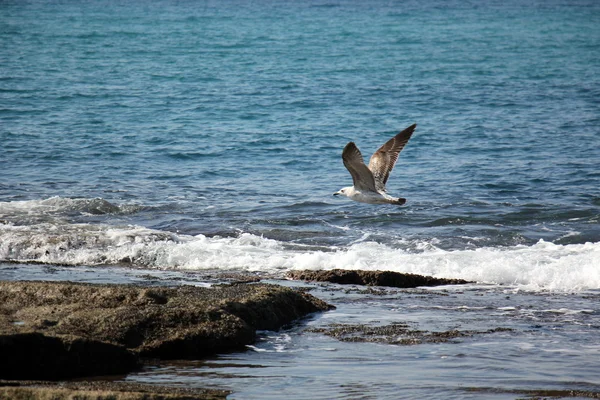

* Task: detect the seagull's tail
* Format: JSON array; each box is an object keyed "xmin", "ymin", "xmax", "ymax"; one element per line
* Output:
[{"xmin": 393, "ymin": 197, "xmax": 406, "ymax": 205}]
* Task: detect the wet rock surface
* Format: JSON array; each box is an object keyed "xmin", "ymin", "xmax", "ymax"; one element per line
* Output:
[
  {"xmin": 0, "ymin": 280, "xmax": 333, "ymax": 380},
  {"xmin": 287, "ymin": 269, "xmax": 471, "ymax": 288},
  {"xmin": 0, "ymin": 380, "xmax": 230, "ymax": 400},
  {"xmin": 307, "ymin": 323, "xmax": 513, "ymax": 345}
]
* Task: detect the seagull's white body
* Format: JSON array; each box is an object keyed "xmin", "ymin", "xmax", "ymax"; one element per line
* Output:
[
  {"xmin": 334, "ymin": 124, "xmax": 416, "ymax": 205},
  {"xmin": 336, "ymin": 186, "xmax": 402, "ymax": 205}
]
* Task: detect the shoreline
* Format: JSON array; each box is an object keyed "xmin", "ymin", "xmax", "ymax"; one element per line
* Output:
[
  {"xmin": 0, "ymin": 269, "xmax": 471, "ymax": 398},
  {"xmin": 2, "ymin": 268, "xmax": 598, "ymax": 399},
  {"xmin": 0, "ymin": 278, "xmax": 333, "ymax": 398}
]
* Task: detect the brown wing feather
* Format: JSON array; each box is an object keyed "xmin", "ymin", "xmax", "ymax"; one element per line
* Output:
[
  {"xmin": 342, "ymin": 142, "xmax": 377, "ymax": 192},
  {"xmin": 368, "ymin": 124, "xmax": 416, "ymax": 192}
]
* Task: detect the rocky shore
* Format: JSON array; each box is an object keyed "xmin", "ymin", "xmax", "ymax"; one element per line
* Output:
[
  {"xmin": 0, "ymin": 380, "xmax": 230, "ymax": 400},
  {"xmin": 0, "ymin": 269, "xmax": 474, "ymax": 398},
  {"xmin": 0, "ymin": 279, "xmax": 333, "ymax": 397}
]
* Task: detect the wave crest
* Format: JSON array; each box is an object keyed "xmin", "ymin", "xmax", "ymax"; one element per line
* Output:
[{"xmin": 1, "ymin": 221, "xmax": 599, "ymax": 292}]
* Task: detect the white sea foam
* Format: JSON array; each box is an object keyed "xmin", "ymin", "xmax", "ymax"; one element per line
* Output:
[{"xmin": 1, "ymin": 222, "xmax": 599, "ymax": 292}]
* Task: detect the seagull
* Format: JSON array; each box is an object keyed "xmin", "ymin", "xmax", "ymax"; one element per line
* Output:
[{"xmin": 334, "ymin": 124, "xmax": 416, "ymax": 205}]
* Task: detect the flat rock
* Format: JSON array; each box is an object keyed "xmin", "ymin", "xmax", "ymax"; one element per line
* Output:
[
  {"xmin": 0, "ymin": 280, "xmax": 333, "ymax": 380},
  {"xmin": 307, "ymin": 323, "xmax": 513, "ymax": 345},
  {"xmin": 0, "ymin": 380, "xmax": 229, "ymax": 400},
  {"xmin": 287, "ymin": 269, "xmax": 471, "ymax": 288}
]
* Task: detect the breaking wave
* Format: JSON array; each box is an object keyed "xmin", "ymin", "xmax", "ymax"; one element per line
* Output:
[{"xmin": 1, "ymin": 221, "xmax": 599, "ymax": 292}]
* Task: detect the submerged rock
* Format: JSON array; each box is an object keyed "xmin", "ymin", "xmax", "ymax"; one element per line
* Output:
[
  {"xmin": 0, "ymin": 280, "xmax": 333, "ymax": 380},
  {"xmin": 307, "ymin": 323, "xmax": 512, "ymax": 345},
  {"xmin": 287, "ymin": 269, "xmax": 471, "ymax": 288}
]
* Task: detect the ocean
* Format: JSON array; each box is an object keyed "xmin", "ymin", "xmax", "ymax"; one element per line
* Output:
[{"xmin": 1, "ymin": 0, "xmax": 600, "ymax": 398}]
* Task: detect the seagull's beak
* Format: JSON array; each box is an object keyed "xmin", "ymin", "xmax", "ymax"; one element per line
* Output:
[{"xmin": 333, "ymin": 191, "xmax": 341, "ymax": 196}]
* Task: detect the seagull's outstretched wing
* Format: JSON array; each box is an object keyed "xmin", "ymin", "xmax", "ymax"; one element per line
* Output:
[
  {"xmin": 368, "ymin": 123, "xmax": 416, "ymax": 192},
  {"xmin": 342, "ymin": 142, "xmax": 377, "ymax": 192}
]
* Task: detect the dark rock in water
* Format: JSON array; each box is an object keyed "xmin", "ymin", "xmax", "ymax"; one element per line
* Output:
[
  {"xmin": 0, "ymin": 333, "xmax": 138, "ymax": 381},
  {"xmin": 287, "ymin": 269, "xmax": 471, "ymax": 288},
  {"xmin": 307, "ymin": 323, "xmax": 513, "ymax": 345},
  {"xmin": 0, "ymin": 280, "xmax": 333, "ymax": 380}
]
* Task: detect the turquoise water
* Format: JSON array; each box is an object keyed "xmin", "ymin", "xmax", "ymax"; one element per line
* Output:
[
  {"xmin": 2, "ymin": 0, "xmax": 599, "ymax": 254},
  {"xmin": 2, "ymin": 1, "xmax": 600, "ymax": 397}
]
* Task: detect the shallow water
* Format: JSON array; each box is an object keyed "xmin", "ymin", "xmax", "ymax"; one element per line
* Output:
[
  {"xmin": 4, "ymin": 264, "xmax": 600, "ymax": 399},
  {"xmin": 2, "ymin": 0, "xmax": 600, "ymax": 398},
  {"xmin": 121, "ymin": 282, "xmax": 600, "ymax": 399}
]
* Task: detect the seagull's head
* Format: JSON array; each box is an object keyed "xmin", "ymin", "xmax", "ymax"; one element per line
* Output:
[{"xmin": 333, "ymin": 187, "xmax": 352, "ymax": 197}]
